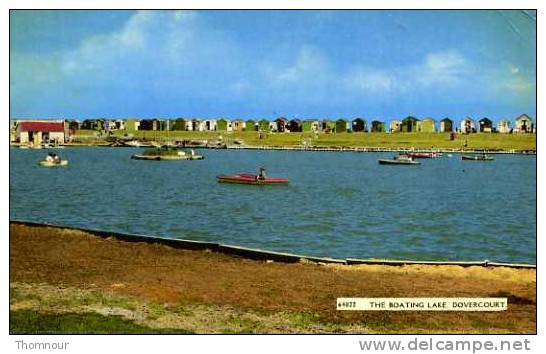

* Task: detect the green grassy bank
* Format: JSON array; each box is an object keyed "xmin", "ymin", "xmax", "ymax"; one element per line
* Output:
[
  {"xmin": 82, "ymin": 130, "xmax": 540, "ymax": 151},
  {"xmin": 10, "ymin": 309, "xmax": 191, "ymax": 334}
]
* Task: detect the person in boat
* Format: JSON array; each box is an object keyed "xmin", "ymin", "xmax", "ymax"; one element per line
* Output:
[
  {"xmin": 257, "ymin": 167, "xmax": 267, "ymax": 181},
  {"xmin": 45, "ymin": 153, "xmax": 55, "ymax": 162}
]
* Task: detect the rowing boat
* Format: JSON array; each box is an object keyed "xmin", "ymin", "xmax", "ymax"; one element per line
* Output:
[
  {"xmin": 462, "ymin": 154, "xmax": 494, "ymax": 161},
  {"xmin": 378, "ymin": 156, "xmax": 421, "ymax": 165},
  {"xmin": 131, "ymin": 154, "xmax": 204, "ymax": 160},
  {"xmin": 39, "ymin": 160, "xmax": 68, "ymax": 167},
  {"xmin": 217, "ymin": 174, "xmax": 289, "ymax": 185}
]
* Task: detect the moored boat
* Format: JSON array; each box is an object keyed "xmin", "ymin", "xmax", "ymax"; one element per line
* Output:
[
  {"xmin": 217, "ymin": 173, "xmax": 289, "ymax": 185},
  {"xmin": 378, "ymin": 155, "xmax": 421, "ymax": 165},
  {"xmin": 462, "ymin": 154, "xmax": 494, "ymax": 161},
  {"xmin": 131, "ymin": 147, "xmax": 204, "ymax": 160},
  {"xmin": 124, "ymin": 140, "xmax": 144, "ymax": 147},
  {"xmin": 401, "ymin": 152, "xmax": 442, "ymax": 159}
]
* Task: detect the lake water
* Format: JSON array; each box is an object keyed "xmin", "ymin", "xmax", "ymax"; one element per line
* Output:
[{"xmin": 9, "ymin": 147, "xmax": 536, "ymax": 263}]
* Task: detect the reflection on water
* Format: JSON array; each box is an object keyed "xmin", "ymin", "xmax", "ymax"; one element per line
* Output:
[{"xmin": 9, "ymin": 147, "xmax": 536, "ymax": 263}]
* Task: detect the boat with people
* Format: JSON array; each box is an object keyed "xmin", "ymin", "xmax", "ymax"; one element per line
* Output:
[
  {"xmin": 462, "ymin": 154, "xmax": 495, "ymax": 161},
  {"xmin": 378, "ymin": 155, "xmax": 421, "ymax": 165},
  {"xmin": 39, "ymin": 153, "xmax": 68, "ymax": 167},
  {"xmin": 131, "ymin": 146, "xmax": 204, "ymax": 160},
  {"xmin": 217, "ymin": 167, "xmax": 289, "ymax": 185}
]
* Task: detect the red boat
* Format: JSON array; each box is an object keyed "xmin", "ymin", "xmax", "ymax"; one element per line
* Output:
[
  {"xmin": 400, "ymin": 152, "xmax": 442, "ymax": 159},
  {"xmin": 217, "ymin": 173, "xmax": 289, "ymax": 185}
]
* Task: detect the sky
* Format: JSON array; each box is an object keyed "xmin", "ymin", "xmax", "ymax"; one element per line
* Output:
[{"xmin": 10, "ymin": 10, "xmax": 536, "ymax": 122}]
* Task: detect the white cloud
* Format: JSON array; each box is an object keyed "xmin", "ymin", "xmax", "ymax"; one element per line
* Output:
[
  {"xmin": 344, "ymin": 50, "xmax": 470, "ymax": 94},
  {"xmin": 344, "ymin": 67, "xmax": 394, "ymax": 92},
  {"xmin": 417, "ymin": 50, "xmax": 469, "ymax": 86},
  {"xmin": 510, "ymin": 64, "xmax": 520, "ymax": 74},
  {"xmin": 273, "ymin": 46, "xmax": 330, "ymax": 83},
  {"xmin": 61, "ymin": 11, "xmax": 200, "ymax": 75}
]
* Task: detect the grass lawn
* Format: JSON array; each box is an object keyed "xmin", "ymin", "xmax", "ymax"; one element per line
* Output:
[
  {"xmin": 104, "ymin": 130, "xmax": 537, "ymax": 151},
  {"xmin": 10, "ymin": 310, "xmax": 191, "ymax": 334}
]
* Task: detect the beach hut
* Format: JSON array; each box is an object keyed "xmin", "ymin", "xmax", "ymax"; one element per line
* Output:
[
  {"xmin": 289, "ymin": 119, "xmax": 303, "ymax": 132},
  {"xmin": 390, "ymin": 120, "xmax": 401, "ymax": 133},
  {"xmin": 105, "ymin": 120, "xmax": 117, "ymax": 131},
  {"xmin": 16, "ymin": 120, "xmax": 66, "ymax": 145},
  {"xmin": 245, "ymin": 119, "xmax": 257, "ymax": 131},
  {"xmin": 138, "ymin": 119, "xmax": 161, "ymax": 131},
  {"xmin": 159, "ymin": 120, "xmax": 171, "ymax": 131},
  {"xmin": 258, "ymin": 119, "xmax": 270, "ymax": 132},
  {"xmin": 190, "ymin": 119, "xmax": 202, "ymax": 131},
  {"xmin": 478, "ymin": 118, "xmax": 493, "ymax": 133},
  {"xmin": 217, "ymin": 118, "xmax": 230, "ymax": 131},
  {"xmin": 401, "ymin": 116, "xmax": 419, "ymax": 132},
  {"xmin": 370, "ymin": 120, "xmax": 384, "ymax": 132},
  {"xmin": 351, "ymin": 118, "xmax": 367, "ymax": 132},
  {"xmin": 496, "ymin": 119, "xmax": 511, "ymax": 133},
  {"xmin": 460, "ymin": 117, "xmax": 475, "ymax": 134},
  {"xmin": 302, "ymin": 119, "xmax": 320, "ymax": 132},
  {"xmin": 65, "ymin": 119, "xmax": 81, "ymax": 131},
  {"xmin": 81, "ymin": 119, "xmax": 104, "ymax": 131},
  {"xmin": 420, "ymin": 118, "xmax": 436, "ymax": 133},
  {"xmin": 232, "ymin": 119, "xmax": 246, "ymax": 132},
  {"xmin": 114, "ymin": 119, "xmax": 126, "ymax": 130},
  {"xmin": 275, "ymin": 117, "xmax": 289, "ymax": 132},
  {"xmin": 63, "ymin": 120, "xmax": 78, "ymax": 140},
  {"xmin": 172, "ymin": 118, "xmax": 187, "ymax": 131},
  {"xmin": 125, "ymin": 119, "xmax": 140, "ymax": 133},
  {"xmin": 439, "ymin": 118, "xmax": 453, "ymax": 133},
  {"xmin": 10, "ymin": 120, "xmax": 17, "ymax": 142},
  {"xmin": 514, "ymin": 114, "xmax": 533, "ymax": 133},
  {"xmin": 335, "ymin": 119, "xmax": 349, "ymax": 133},
  {"xmin": 321, "ymin": 119, "xmax": 335, "ymax": 133},
  {"xmin": 183, "ymin": 120, "xmax": 193, "ymax": 131},
  {"xmin": 201, "ymin": 119, "xmax": 217, "ymax": 131}
]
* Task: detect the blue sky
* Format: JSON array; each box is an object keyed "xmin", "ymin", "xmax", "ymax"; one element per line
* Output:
[{"xmin": 10, "ymin": 10, "xmax": 536, "ymax": 122}]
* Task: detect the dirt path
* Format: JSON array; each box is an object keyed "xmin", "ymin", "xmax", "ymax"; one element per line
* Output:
[{"xmin": 10, "ymin": 223, "xmax": 536, "ymax": 333}]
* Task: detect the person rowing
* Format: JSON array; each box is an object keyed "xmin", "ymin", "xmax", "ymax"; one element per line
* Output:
[
  {"xmin": 45, "ymin": 153, "xmax": 62, "ymax": 164},
  {"xmin": 257, "ymin": 167, "xmax": 267, "ymax": 181}
]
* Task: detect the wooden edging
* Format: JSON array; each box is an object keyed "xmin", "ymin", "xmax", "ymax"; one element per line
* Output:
[
  {"xmin": 10, "ymin": 220, "xmax": 535, "ymax": 269},
  {"xmin": 345, "ymin": 258, "xmax": 536, "ymax": 269}
]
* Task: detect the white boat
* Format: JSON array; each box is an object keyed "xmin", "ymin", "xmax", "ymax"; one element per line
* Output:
[
  {"xmin": 43, "ymin": 143, "xmax": 65, "ymax": 149},
  {"xmin": 39, "ymin": 160, "xmax": 68, "ymax": 167},
  {"xmin": 124, "ymin": 140, "xmax": 143, "ymax": 147}
]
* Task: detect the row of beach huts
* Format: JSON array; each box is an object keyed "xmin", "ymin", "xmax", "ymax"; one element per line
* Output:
[{"xmin": 10, "ymin": 114, "xmax": 535, "ymax": 145}]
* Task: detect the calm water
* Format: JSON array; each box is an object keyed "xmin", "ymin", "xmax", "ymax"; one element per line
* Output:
[{"xmin": 9, "ymin": 147, "xmax": 536, "ymax": 263}]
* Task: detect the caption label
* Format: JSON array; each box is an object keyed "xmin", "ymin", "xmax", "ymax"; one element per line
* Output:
[{"xmin": 337, "ymin": 297, "xmax": 508, "ymax": 311}]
